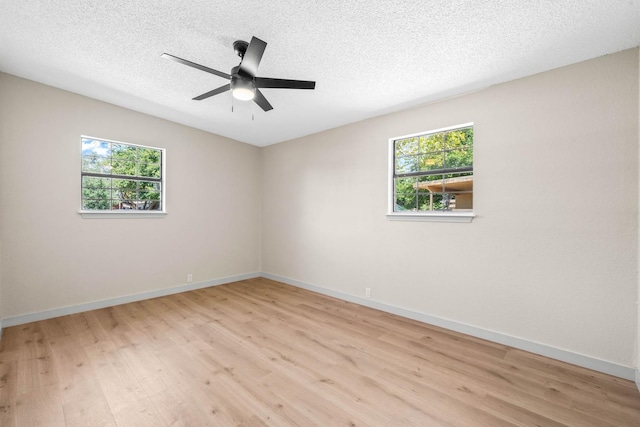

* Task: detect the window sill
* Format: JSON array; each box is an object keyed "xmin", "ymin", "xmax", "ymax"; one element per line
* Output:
[
  {"xmin": 79, "ymin": 211, "xmax": 166, "ymax": 219},
  {"xmin": 386, "ymin": 212, "xmax": 475, "ymax": 223}
]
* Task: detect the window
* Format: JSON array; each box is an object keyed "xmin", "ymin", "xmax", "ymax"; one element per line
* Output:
[
  {"xmin": 389, "ymin": 123, "xmax": 473, "ymax": 220},
  {"xmin": 81, "ymin": 136, "xmax": 164, "ymax": 212}
]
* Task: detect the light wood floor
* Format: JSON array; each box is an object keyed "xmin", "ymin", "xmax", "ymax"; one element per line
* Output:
[{"xmin": 1, "ymin": 278, "xmax": 639, "ymax": 426}]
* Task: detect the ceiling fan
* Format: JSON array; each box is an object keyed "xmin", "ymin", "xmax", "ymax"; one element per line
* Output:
[{"xmin": 162, "ymin": 36, "xmax": 315, "ymax": 112}]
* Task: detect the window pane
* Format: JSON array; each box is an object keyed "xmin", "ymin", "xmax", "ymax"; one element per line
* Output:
[
  {"xmin": 445, "ymin": 128, "xmax": 473, "ymax": 149},
  {"xmin": 419, "ymin": 133, "xmax": 444, "ymax": 152},
  {"xmin": 395, "ymin": 138, "xmax": 419, "ymax": 156},
  {"xmin": 395, "ymin": 155, "xmax": 418, "ymax": 174},
  {"xmin": 426, "ymin": 193, "xmax": 463, "ymax": 211},
  {"xmin": 446, "ymin": 172, "xmax": 473, "ymax": 210},
  {"xmin": 116, "ymin": 189, "xmax": 137, "ymax": 201},
  {"xmin": 82, "ymin": 176, "xmax": 111, "ymax": 189},
  {"xmin": 111, "ymin": 200, "xmax": 136, "ymax": 210},
  {"xmin": 414, "ymin": 192, "xmax": 450, "ymax": 211},
  {"xmin": 112, "ymin": 178, "xmax": 133, "ymax": 198},
  {"xmin": 82, "ymin": 199, "xmax": 111, "ymax": 210},
  {"xmin": 112, "ymin": 144, "xmax": 136, "ymax": 161},
  {"xmin": 136, "ymin": 200, "xmax": 162, "ymax": 210},
  {"xmin": 112, "ymin": 178, "xmax": 136, "ymax": 189},
  {"xmin": 139, "ymin": 181, "xmax": 160, "ymax": 190},
  {"xmin": 82, "ymin": 157, "xmax": 111, "ymax": 174},
  {"xmin": 138, "ymin": 163, "xmax": 161, "ymax": 178},
  {"xmin": 417, "ymin": 192, "xmax": 435, "ymax": 211},
  {"xmin": 445, "ymin": 147, "xmax": 473, "ymax": 169},
  {"xmin": 82, "ymin": 188, "xmax": 111, "ymax": 199},
  {"xmin": 394, "ymin": 177, "xmax": 417, "ymax": 211},
  {"xmin": 113, "ymin": 179, "xmax": 136, "ymax": 200},
  {"xmin": 417, "ymin": 174, "xmax": 443, "ymax": 191},
  {"xmin": 418, "ymin": 152, "xmax": 444, "ymax": 172},
  {"xmin": 443, "ymin": 172, "xmax": 473, "ymax": 182},
  {"xmin": 417, "ymin": 173, "xmax": 473, "ymax": 211},
  {"xmin": 448, "ymin": 190, "xmax": 473, "ymax": 210},
  {"xmin": 138, "ymin": 147, "xmax": 161, "ymax": 163},
  {"xmin": 81, "ymin": 138, "xmax": 111, "ymax": 158},
  {"xmin": 112, "ymin": 160, "xmax": 136, "ymax": 176},
  {"xmin": 138, "ymin": 189, "xmax": 160, "ymax": 200},
  {"xmin": 394, "ymin": 193, "xmax": 416, "ymax": 211},
  {"xmin": 432, "ymin": 193, "xmax": 447, "ymax": 211}
]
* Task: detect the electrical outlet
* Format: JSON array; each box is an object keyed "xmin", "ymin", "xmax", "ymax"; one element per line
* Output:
[
  {"xmin": 365, "ymin": 288, "xmax": 371, "ymax": 298},
  {"xmin": 187, "ymin": 274, "xmax": 193, "ymax": 283}
]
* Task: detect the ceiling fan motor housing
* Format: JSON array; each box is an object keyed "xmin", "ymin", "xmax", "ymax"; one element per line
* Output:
[{"xmin": 233, "ymin": 40, "xmax": 249, "ymax": 58}]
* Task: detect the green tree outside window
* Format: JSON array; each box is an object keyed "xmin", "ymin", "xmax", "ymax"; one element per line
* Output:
[{"xmin": 81, "ymin": 137, "xmax": 163, "ymax": 211}]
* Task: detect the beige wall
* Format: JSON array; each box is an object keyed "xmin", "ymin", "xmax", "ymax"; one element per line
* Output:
[
  {"xmin": 262, "ymin": 48, "xmax": 640, "ymax": 368},
  {"xmin": 0, "ymin": 73, "xmax": 261, "ymax": 319}
]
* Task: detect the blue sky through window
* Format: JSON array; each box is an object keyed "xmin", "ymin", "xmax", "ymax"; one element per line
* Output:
[{"xmin": 82, "ymin": 138, "xmax": 110, "ymax": 157}]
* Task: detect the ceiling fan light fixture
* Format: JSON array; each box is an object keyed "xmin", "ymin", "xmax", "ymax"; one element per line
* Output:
[{"xmin": 231, "ymin": 78, "xmax": 256, "ymax": 101}]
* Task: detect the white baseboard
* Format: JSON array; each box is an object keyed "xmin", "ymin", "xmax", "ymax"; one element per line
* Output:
[
  {"xmin": 1, "ymin": 271, "xmax": 636, "ymax": 382},
  {"xmin": 261, "ymin": 272, "xmax": 636, "ymax": 381},
  {"xmin": 0, "ymin": 272, "xmax": 260, "ymax": 328}
]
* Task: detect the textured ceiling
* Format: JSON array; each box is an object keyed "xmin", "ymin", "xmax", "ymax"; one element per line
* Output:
[{"xmin": 1, "ymin": 1, "xmax": 639, "ymax": 147}]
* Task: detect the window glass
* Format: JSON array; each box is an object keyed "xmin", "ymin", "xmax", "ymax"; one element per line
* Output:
[
  {"xmin": 81, "ymin": 137, "xmax": 164, "ymax": 211},
  {"xmin": 391, "ymin": 125, "xmax": 473, "ymax": 213}
]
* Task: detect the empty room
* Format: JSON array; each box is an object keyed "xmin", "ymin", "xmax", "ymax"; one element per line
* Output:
[{"xmin": 1, "ymin": 1, "xmax": 640, "ymax": 426}]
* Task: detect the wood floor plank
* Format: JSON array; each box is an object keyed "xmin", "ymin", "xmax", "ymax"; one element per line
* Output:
[
  {"xmin": 408, "ymin": 329, "xmax": 633, "ymax": 424},
  {"xmin": 82, "ymin": 339, "xmax": 165, "ymax": 425},
  {"xmin": 15, "ymin": 385, "xmax": 65, "ymax": 427},
  {"xmin": 1, "ymin": 278, "xmax": 639, "ymax": 426},
  {"xmin": 109, "ymin": 397, "xmax": 167, "ymax": 427},
  {"xmin": 0, "ymin": 358, "xmax": 18, "ymax": 427},
  {"xmin": 259, "ymin": 370, "xmax": 375, "ymax": 426},
  {"xmin": 48, "ymin": 336, "xmax": 116, "ymax": 427}
]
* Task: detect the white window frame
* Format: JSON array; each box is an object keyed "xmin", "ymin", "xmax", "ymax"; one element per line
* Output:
[
  {"xmin": 79, "ymin": 136, "xmax": 166, "ymax": 218},
  {"xmin": 387, "ymin": 123, "xmax": 475, "ymax": 223}
]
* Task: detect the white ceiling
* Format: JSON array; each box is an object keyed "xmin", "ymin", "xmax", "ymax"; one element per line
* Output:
[{"xmin": 1, "ymin": 1, "xmax": 639, "ymax": 147}]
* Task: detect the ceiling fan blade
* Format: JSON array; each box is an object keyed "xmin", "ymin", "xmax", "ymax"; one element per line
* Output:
[
  {"xmin": 255, "ymin": 77, "xmax": 316, "ymax": 90},
  {"xmin": 161, "ymin": 53, "xmax": 231, "ymax": 80},
  {"xmin": 193, "ymin": 84, "xmax": 230, "ymax": 101},
  {"xmin": 238, "ymin": 36, "xmax": 267, "ymax": 77},
  {"xmin": 253, "ymin": 89, "xmax": 273, "ymax": 112}
]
